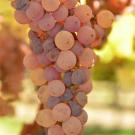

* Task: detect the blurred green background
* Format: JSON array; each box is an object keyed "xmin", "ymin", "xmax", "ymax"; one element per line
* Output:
[{"xmin": 0, "ymin": 0, "xmax": 135, "ymax": 135}]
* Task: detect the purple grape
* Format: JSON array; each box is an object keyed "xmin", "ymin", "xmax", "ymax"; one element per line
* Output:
[
  {"xmin": 60, "ymin": 88, "xmax": 73, "ymax": 102},
  {"xmin": 68, "ymin": 101, "xmax": 82, "ymax": 117},
  {"xmin": 47, "ymin": 96, "xmax": 60, "ymax": 109},
  {"xmin": 14, "ymin": 0, "xmax": 29, "ymax": 10},
  {"xmin": 71, "ymin": 68, "xmax": 89, "ymax": 85},
  {"xmin": 63, "ymin": 71, "xmax": 72, "ymax": 87}
]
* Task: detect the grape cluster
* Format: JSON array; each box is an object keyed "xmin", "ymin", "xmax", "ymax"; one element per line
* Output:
[{"xmin": 12, "ymin": 0, "xmax": 114, "ymax": 134}]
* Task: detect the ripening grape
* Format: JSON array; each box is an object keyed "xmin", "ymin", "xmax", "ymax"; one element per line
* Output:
[
  {"xmin": 48, "ymin": 23, "xmax": 62, "ymax": 38},
  {"xmin": 38, "ymin": 14, "xmax": 56, "ymax": 31},
  {"xmin": 63, "ymin": 71, "xmax": 72, "ymax": 87},
  {"xmin": 44, "ymin": 67, "xmax": 60, "ymax": 81},
  {"xmin": 79, "ymin": 48, "xmax": 97, "ymax": 68},
  {"xmin": 69, "ymin": 101, "xmax": 82, "ymax": 117},
  {"xmin": 47, "ymin": 96, "xmax": 60, "ymax": 109},
  {"xmin": 94, "ymin": 24, "xmax": 105, "ymax": 38},
  {"xmin": 30, "ymin": 68, "xmax": 47, "ymax": 86},
  {"xmin": 29, "ymin": 21, "xmax": 41, "ymax": 33},
  {"xmin": 77, "ymin": 26, "xmax": 96, "ymax": 46},
  {"xmin": 14, "ymin": 0, "xmax": 29, "ymax": 10},
  {"xmin": 75, "ymin": 92, "xmax": 87, "ymax": 107},
  {"xmin": 56, "ymin": 51, "xmax": 76, "ymax": 71},
  {"xmin": 48, "ymin": 80, "xmax": 65, "ymax": 97},
  {"xmin": 14, "ymin": 10, "xmax": 30, "ymax": 24},
  {"xmin": 62, "ymin": 116, "xmax": 82, "ymax": 135},
  {"xmin": 64, "ymin": 16, "xmax": 81, "ymax": 32},
  {"xmin": 71, "ymin": 41, "xmax": 84, "ymax": 58},
  {"xmin": 26, "ymin": 1, "xmax": 44, "ymax": 21},
  {"xmin": 74, "ymin": 5, "xmax": 93, "ymax": 23},
  {"xmin": 42, "ymin": 0, "xmax": 60, "ymax": 12},
  {"xmin": 55, "ymin": 31, "xmax": 75, "ymax": 51},
  {"xmin": 36, "ymin": 109, "xmax": 57, "ymax": 128},
  {"xmin": 77, "ymin": 110, "xmax": 88, "ymax": 125},
  {"xmin": 46, "ymin": 48, "xmax": 60, "ymax": 62},
  {"xmin": 53, "ymin": 5, "xmax": 68, "ymax": 22},
  {"xmin": 48, "ymin": 125, "xmax": 64, "ymax": 135},
  {"xmin": 23, "ymin": 53, "xmax": 39, "ymax": 70},
  {"xmin": 96, "ymin": 10, "xmax": 115, "ymax": 28},
  {"xmin": 64, "ymin": 0, "xmax": 78, "ymax": 9},
  {"xmin": 60, "ymin": 88, "xmax": 73, "ymax": 102},
  {"xmin": 52, "ymin": 103, "xmax": 71, "ymax": 122},
  {"xmin": 37, "ymin": 85, "xmax": 50, "ymax": 104}
]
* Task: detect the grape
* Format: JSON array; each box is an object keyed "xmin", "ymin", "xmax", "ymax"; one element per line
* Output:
[
  {"xmin": 62, "ymin": 116, "xmax": 82, "ymax": 135},
  {"xmin": 37, "ymin": 85, "xmax": 50, "ymax": 104},
  {"xmin": 36, "ymin": 109, "xmax": 57, "ymax": 128},
  {"xmin": 63, "ymin": 71, "xmax": 72, "ymax": 87},
  {"xmin": 48, "ymin": 23, "xmax": 62, "ymax": 38},
  {"xmin": 60, "ymin": 88, "xmax": 73, "ymax": 102},
  {"xmin": 56, "ymin": 51, "xmax": 76, "ymax": 71},
  {"xmin": 68, "ymin": 101, "xmax": 82, "ymax": 117},
  {"xmin": 75, "ymin": 92, "xmax": 87, "ymax": 107},
  {"xmin": 42, "ymin": 0, "xmax": 60, "ymax": 12},
  {"xmin": 26, "ymin": 1, "xmax": 44, "ymax": 21},
  {"xmin": 37, "ymin": 52, "xmax": 52, "ymax": 67},
  {"xmin": 94, "ymin": 24, "xmax": 105, "ymax": 38},
  {"xmin": 46, "ymin": 48, "xmax": 60, "ymax": 62},
  {"xmin": 96, "ymin": 10, "xmax": 115, "ymax": 28},
  {"xmin": 44, "ymin": 67, "xmax": 60, "ymax": 81},
  {"xmin": 30, "ymin": 68, "xmax": 47, "ymax": 86},
  {"xmin": 48, "ymin": 80, "xmax": 65, "ymax": 97},
  {"xmin": 79, "ymin": 48, "xmax": 97, "ymax": 68},
  {"xmin": 14, "ymin": 10, "xmax": 30, "ymax": 24},
  {"xmin": 42, "ymin": 38, "xmax": 55, "ymax": 53},
  {"xmin": 23, "ymin": 53, "xmax": 39, "ymax": 70},
  {"xmin": 55, "ymin": 31, "xmax": 75, "ymax": 51},
  {"xmin": 77, "ymin": 26, "xmax": 96, "ymax": 46},
  {"xmin": 29, "ymin": 21, "xmax": 41, "ymax": 33},
  {"xmin": 28, "ymin": 30, "xmax": 43, "ymax": 54},
  {"xmin": 38, "ymin": 14, "xmax": 56, "ymax": 31},
  {"xmin": 71, "ymin": 41, "xmax": 84, "ymax": 58},
  {"xmin": 64, "ymin": 0, "xmax": 78, "ymax": 9},
  {"xmin": 64, "ymin": 16, "xmax": 81, "ymax": 32},
  {"xmin": 48, "ymin": 125, "xmax": 64, "ymax": 135},
  {"xmin": 47, "ymin": 96, "xmax": 60, "ymax": 109},
  {"xmin": 14, "ymin": 0, "xmax": 29, "ymax": 10},
  {"xmin": 52, "ymin": 103, "xmax": 71, "ymax": 122},
  {"xmin": 78, "ymin": 79, "xmax": 93, "ymax": 94},
  {"xmin": 71, "ymin": 68, "xmax": 89, "ymax": 85},
  {"xmin": 77, "ymin": 110, "xmax": 88, "ymax": 125},
  {"xmin": 74, "ymin": 5, "xmax": 93, "ymax": 23},
  {"xmin": 53, "ymin": 5, "xmax": 68, "ymax": 22}
]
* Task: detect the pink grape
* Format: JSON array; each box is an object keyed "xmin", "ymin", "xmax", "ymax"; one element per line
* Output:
[
  {"xmin": 44, "ymin": 66, "xmax": 60, "ymax": 81},
  {"xmin": 26, "ymin": 1, "xmax": 44, "ymax": 21},
  {"xmin": 38, "ymin": 14, "xmax": 56, "ymax": 31},
  {"xmin": 64, "ymin": 16, "xmax": 81, "ymax": 32},
  {"xmin": 48, "ymin": 125, "xmax": 64, "ymax": 135},
  {"xmin": 29, "ymin": 21, "xmax": 41, "ymax": 33},
  {"xmin": 77, "ymin": 26, "xmax": 96, "ymax": 46},
  {"xmin": 64, "ymin": 0, "xmax": 78, "ymax": 9},
  {"xmin": 53, "ymin": 5, "xmax": 69, "ymax": 22},
  {"xmin": 94, "ymin": 24, "xmax": 105, "ymax": 38}
]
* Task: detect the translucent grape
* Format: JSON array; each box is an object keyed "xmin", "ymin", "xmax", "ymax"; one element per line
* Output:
[
  {"xmin": 26, "ymin": 1, "xmax": 44, "ymax": 21},
  {"xmin": 77, "ymin": 26, "xmax": 96, "ymax": 46},
  {"xmin": 63, "ymin": 71, "xmax": 72, "ymax": 87},
  {"xmin": 48, "ymin": 125, "xmax": 64, "ymax": 135},
  {"xmin": 42, "ymin": 0, "xmax": 60, "ymax": 12},
  {"xmin": 62, "ymin": 116, "xmax": 82, "ymax": 135},
  {"xmin": 55, "ymin": 31, "xmax": 75, "ymax": 51},
  {"xmin": 53, "ymin": 5, "xmax": 68, "ymax": 22},
  {"xmin": 44, "ymin": 67, "xmax": 60, "ymax": 81},
  {"xmin": 52, "ymin": 103, "xmax": 71, "ymax": 122},
  {"xmin": 56, "ymin": 51, "xmax": 77, "ymax": 71},
  {"xmin": 96, "ymin": 10, "xmax": 115, "ymax": 28},
  {"xmin": 47, "ymin": 96, "xmax": 60, "ymax": 109},
  {"xmin": 64, "ymin": 16, "xmax": 81, "ymax": 32},
  {"xmin": 36, "ymin": 109, "xmax": 57, "ymax": 128},
  {"xmin": 74, "ymin": 5, "xmax": 93, "ymax": 23},
  {"xmin": 48, "ymin": 80, "xmax": 65, "ymax": 97},
  {"xmin": 68, "ymin": 101, "xmax": 82, "ymax": 117},
  {"xmin": 38, "ymin": 14, "xmax": 56, "ymax": 31}
]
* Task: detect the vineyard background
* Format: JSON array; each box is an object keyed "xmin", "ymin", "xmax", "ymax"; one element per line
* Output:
[{"xmin": 0, "ymin": 0, "xmax": 135, "ymax": 135}]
